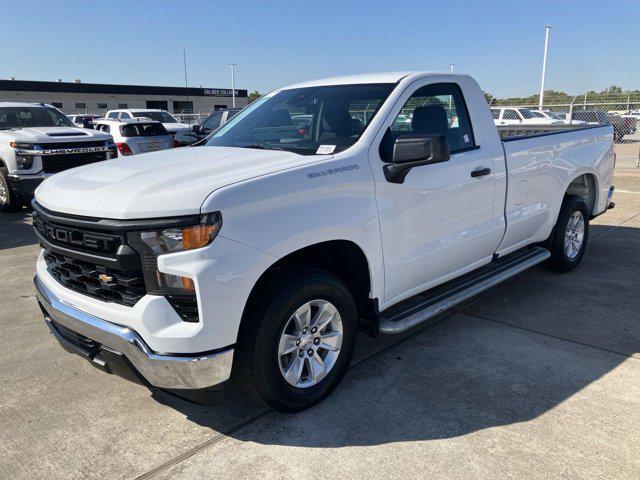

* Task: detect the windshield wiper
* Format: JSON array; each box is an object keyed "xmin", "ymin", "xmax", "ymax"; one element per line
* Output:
[{"xmin": 239, "ymin": 144, "xmax": 286, "ymax": 151}]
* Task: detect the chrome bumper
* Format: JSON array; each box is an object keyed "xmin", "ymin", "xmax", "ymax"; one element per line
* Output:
[{"xmin": 35, "ymin": 276, "xmax": 234, "ymax": 390}]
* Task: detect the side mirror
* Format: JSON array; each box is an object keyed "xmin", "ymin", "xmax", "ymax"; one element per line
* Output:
[
  {"xmin": 383, "ymin": 134, "xmax": 450, "ymax": 183},
  {"xmin": 192, "ymin": 125, "xmax": 202, "ymax": 134}
]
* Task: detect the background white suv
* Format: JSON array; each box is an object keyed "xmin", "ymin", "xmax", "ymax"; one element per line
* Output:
[
  {"xmin": 105, "ymin": 109, "xmax": 190, "ymax": 136},
  {"xmin": 95, "ymin": 118, "xmax": 174, "ymax": 156},
  {"xmin": 491, "ymin": 107, "xmax": 563, "ymax": 125}
]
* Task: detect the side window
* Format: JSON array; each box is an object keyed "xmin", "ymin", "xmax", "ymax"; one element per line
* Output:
[
  {"xmin": 503, "ymin": 109, "xmax": 519, "ymax": 120},
  {"xmin": 389, "ymin": 83, "xmax": 475, "ymax": 152},
  {"xmin": 107, "ymin": 112, "xmax": 118, "ymax": 119},
  {"xmin": 203, "ymin": 112, "xmax": 224, "ymax": 131},
  {"xmin": 119, "ymin": 112, "xmax": 132, "ymax": 119},
  {"xmin": 491, "ymin": 109, "xmax": 500, "ymax": 119}
]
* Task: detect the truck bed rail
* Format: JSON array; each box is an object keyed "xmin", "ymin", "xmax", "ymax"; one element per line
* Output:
[{"xmin": 498, "ymin": 123, "xmax": 609, "ymax": 141}]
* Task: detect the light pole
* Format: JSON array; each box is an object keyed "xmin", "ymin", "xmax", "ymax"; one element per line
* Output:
[
  {"xmin": 183, "ymin": 46, "xmax": 189, "ymax": 110},
  {"xmin": 538, "ymin": 25, "xmax": 552, "ymax": 110},
  {"xmin": 229, "ymin": 63, "xmax": 237, "ymax": 108}
]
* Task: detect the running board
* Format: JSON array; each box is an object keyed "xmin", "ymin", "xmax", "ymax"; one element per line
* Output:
[{"xmin": 378, "ymin": 247, "xmax": 550, "ymax": 334}]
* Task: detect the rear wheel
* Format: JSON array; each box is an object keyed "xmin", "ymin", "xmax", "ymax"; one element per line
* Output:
[
  {"xmin": 235, "ymin": 268, "xmax": 358, "ymax": 412},
  {"xmin": 548, "ymin": 195, "xmax": 589, "ymax": 272},
  {"xmin": 0, "ymin": 168, "xmax": 20, "ymax": 213}
]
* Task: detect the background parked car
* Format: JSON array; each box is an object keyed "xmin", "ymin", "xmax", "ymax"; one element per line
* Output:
[
  {"xmin": 569, "ymin": 110, "xmax": 636, "ymax": 141},
  {"xmin": 105, "ymin": 109, "xmax": 190, "ymax": 137},
  {"xmin": 491, "ymin": 107, "xmax": 563, "ymax": 125},
  {"xmin": 530, "ymin": 109, "xmax": 587, "ymax": 125},
  {"xmin": 175, "ymin": 108, "xmax": 241, "ymax": 146},
  {"xmin": 94, "ymin": 118, "xmax": 174, "ymax": 156},
  {"xmin": 67, "ymin": 114, "xmax": 102, "ymax": 129}
]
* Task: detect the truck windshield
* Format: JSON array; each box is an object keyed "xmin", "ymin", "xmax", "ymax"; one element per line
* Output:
[
  {"xmin": 204, "ymin": 83, "xmax": 395, "ymax": 155},
  {"xmin": 0, "ymin": 106, "xmax": 74, "ymax": 129},
  {"xmin": 132, "ymin": 111, "xmax": 179, "ymax": 123}
]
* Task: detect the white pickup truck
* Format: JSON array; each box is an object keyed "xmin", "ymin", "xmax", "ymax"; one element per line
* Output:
[
  {"xmin": 33, "ymin": 72, "xmax": 615, "ymax": 412},
  {"xmin": 0, "ymin": 102, "xmax": 116, "ymax": 212}
]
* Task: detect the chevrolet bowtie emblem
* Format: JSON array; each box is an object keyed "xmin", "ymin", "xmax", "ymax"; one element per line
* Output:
[{"xmin": 98, "ymin": 274, "xmax": 114, "ymax": 284}]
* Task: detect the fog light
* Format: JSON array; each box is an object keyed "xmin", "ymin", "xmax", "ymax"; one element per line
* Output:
[{"xmin": 16, "ymin": 154, "xmax": 34, "ymax": 170}]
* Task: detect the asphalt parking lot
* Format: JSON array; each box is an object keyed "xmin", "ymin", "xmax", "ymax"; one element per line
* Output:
[{"xmin": 1, "ymin": 172, "xmax": 639, "ymax": 480}]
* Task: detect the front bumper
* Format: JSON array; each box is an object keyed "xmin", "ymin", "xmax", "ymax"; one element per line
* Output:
[
  {"xmin": 35, "ymin": 275, "xmax": 234, "ymax": 390},
  {"xmin": 8, "ymin": 173, "xmax": 48, "ymax": 199}
]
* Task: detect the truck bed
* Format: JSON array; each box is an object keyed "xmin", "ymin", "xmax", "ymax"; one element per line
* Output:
[{"xmin": 495, "ymin": 123, "xmax": 614, "ymax": 257}]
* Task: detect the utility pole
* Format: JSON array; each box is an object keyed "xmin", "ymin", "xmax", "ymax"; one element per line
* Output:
[
  {"xmin": 229, "ymin": 63, "xmax": 237, "ymax": 108},
  {"xmin": 450, "ymin": 63, "xmax": 455, "ymax": 73},
  {"xmin": 183, "ymin": 46, "xmax": 189, "ymax": 111},
  {"xmin": 538, "ymin": 25, "xmax": 552, "ymax": 110}
]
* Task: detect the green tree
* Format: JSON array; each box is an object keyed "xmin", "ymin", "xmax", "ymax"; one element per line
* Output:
[{"xmin": 247, "ymin": 90, "xmax": 262, "ymax": 104}]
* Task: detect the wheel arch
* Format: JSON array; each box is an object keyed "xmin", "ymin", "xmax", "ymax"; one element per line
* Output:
[
  {"xmin": 565, "ymin": 172, "xmax": 599, "ymax": 215},
  {"xmin": 240, "ymin": 239, "xmax": 379, "ymax": 338}
]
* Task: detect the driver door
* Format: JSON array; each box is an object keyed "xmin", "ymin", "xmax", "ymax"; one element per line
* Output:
[{"xmin": 370, "ymin": 79, "xmax": 504, "ymax": 305}]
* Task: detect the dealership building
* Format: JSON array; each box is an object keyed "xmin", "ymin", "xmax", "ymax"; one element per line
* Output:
[{"xmin": 0, "ymin": 78, "xmax": 248, "ymax": 114}]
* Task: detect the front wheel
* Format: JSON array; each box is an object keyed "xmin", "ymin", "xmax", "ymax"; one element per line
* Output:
[
  {"xmin": 0, "ymin": 168, "xmax": 20, "ymax": 213},
  {"xmin": 548, "ymin": 195, "xmax": 589, "ymax": 272},
  {"xmin": 235, "ymin": 268, "xmax": 358, "ymax": 412}
]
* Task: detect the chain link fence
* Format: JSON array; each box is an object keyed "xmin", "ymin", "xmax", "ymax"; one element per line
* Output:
[{"xmin": 488, "ymin": 98, "xmax": 640, "ymax": 170}]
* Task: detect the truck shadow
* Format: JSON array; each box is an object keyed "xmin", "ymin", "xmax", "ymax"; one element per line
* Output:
[
  {"xmin": 152, "ymin": 222, "xmax": 639, "ymax": 448},
  {"xmin": 0, "ymin": 209, "xmax": 36, "ymax": 251}
]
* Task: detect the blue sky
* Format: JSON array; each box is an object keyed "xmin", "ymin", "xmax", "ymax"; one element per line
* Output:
[{"xmin": 2, "ymin": 0, "xmax": 638, "ymax": 97}]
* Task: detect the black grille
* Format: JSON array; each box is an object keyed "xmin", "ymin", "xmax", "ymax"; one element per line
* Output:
[
  {"xmin": 42, "ymin": 151, "xmax": 108, "ymax": 173},
  {"xmin": 53, "ymin": 321, "xmax": 98, "ymax": 351},
  {"xmin": 44, "ymin": 250, "xmax": 146, "ymax": 306},
  {"xmin": 33, "ymin": 211, "xmax": 122, "ymax": 256},
  {"xmin": 38, "ymin": 140, "xmax": 105, "ymax": 149},
  {"xmin": 166, "ymin": 295, "xmax": 199, "ymax": 323}
]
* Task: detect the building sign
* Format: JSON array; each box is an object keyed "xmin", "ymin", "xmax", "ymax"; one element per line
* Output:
[{"xmin": 203, "ymin": 88, "xmax": 236, "ymax": 97}]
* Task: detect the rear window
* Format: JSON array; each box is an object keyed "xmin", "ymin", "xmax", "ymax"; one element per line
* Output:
[{"xmin": 120, "ymin": 122, "xmax": 168, "ymax": 137}]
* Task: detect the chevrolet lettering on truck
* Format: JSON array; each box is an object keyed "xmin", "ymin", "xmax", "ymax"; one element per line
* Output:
[{"xmin": 33, "ymin": 72, "xmax": 615, "ymax": 412}]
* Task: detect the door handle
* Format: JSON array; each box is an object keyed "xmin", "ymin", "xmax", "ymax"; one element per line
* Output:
[{"xmin": 470, "ymin": 167, "xmax": 491, "ymax": 178}]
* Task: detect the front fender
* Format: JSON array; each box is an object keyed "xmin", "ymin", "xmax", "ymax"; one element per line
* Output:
[{"xmin": 200, "ymin": 150, "xmax": 384, "ymax": 302}]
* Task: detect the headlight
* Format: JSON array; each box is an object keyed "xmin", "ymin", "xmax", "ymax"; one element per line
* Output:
[
  {"xmin": 11, "ymin": 143, "xmax": 37, "ymax": 170},
  {"xmin": 128, "ymin": 212, "xmax": 222, "ymax": 295},
  {"xmin": 10, "ymin": 142, "xmax": 34, "ymax": 149}
]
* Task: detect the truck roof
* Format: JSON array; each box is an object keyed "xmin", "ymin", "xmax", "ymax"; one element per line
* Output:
[
  {"xmin": 281, "ymin": 71, "xmax": 463, "ymax": 90},
  {"xmin": 107, "ymin": 108, "xmax": 165, "ymax": 113},
  {"xmin": 96, "ymin": 117, "xmax": 161, "ymax": 124}
]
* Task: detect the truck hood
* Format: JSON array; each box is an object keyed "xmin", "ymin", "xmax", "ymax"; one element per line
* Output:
[
  {"xmin": 35, "ymin": 146, "xmax": 322, "ymax": 219},
  {"xmin": 7, "ymin": 126, "xmax": 111, "ymax": 143}
]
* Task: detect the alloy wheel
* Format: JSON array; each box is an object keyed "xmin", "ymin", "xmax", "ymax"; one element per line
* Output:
[{"xmin": 277, "ymin": 299, "xmax": 343, "ymax": 388}]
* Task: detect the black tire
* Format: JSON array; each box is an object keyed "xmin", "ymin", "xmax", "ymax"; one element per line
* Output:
[
  {"xmin": 0, "ymin": 167, "xmax": 20, "ymax": 213},
  {"xmin": 234, "ymin": 267, "xmax": 358, "ymax": 412},
  {"xmin": 548, "ymin": 195, "xmax": 589, "ymax": 272}
]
